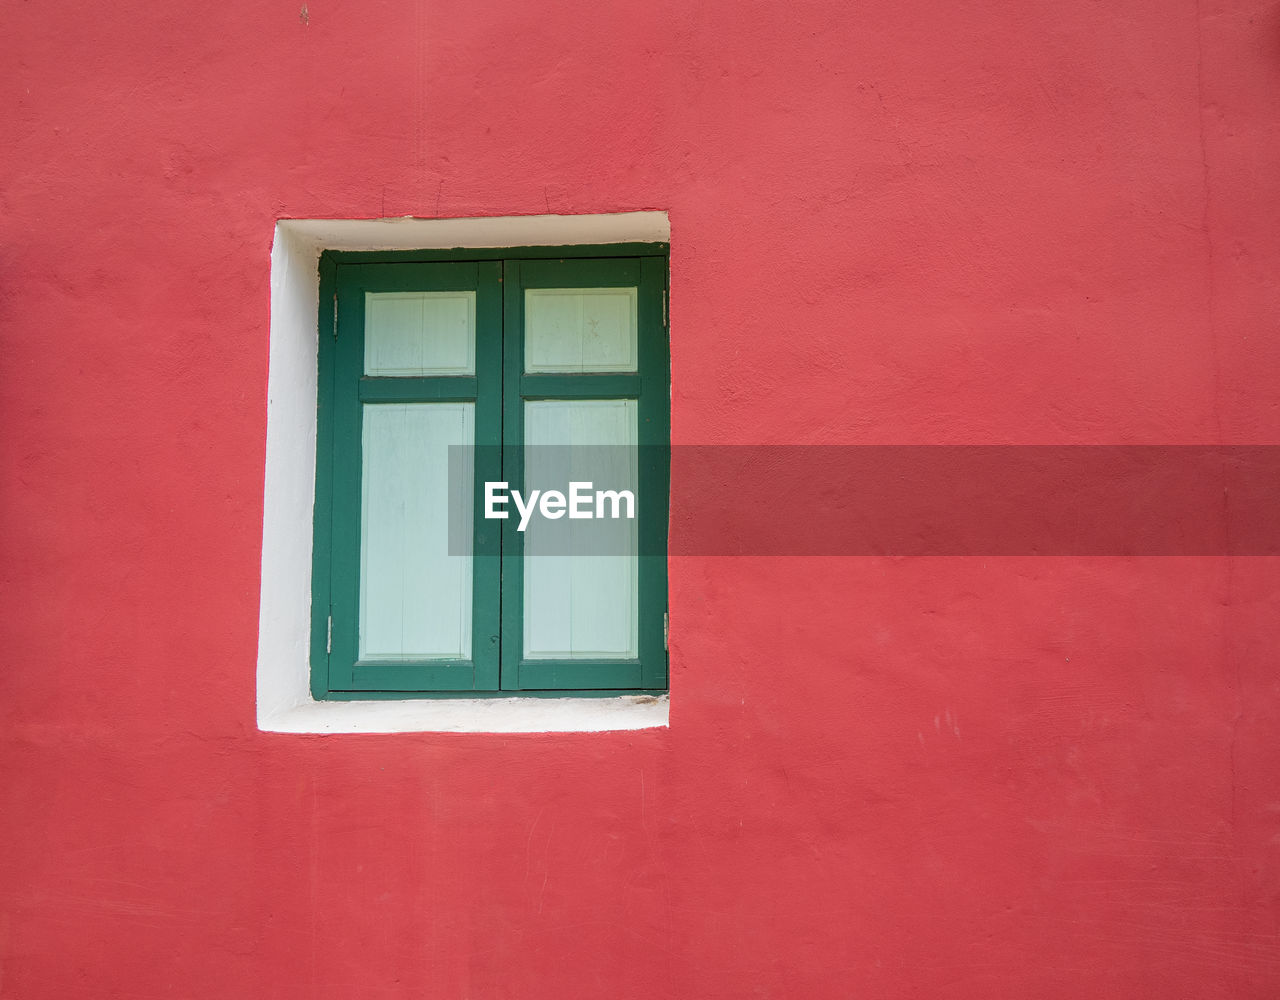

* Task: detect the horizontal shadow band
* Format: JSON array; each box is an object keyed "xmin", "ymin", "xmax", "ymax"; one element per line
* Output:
[{"xmin": 446, "ymin": 446, "xmax": 1280, "ymax": 556}]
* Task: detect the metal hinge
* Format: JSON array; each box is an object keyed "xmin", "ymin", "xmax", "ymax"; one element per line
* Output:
[
  {"xmin": 663, "ymin": 286, "xmax": 668, "ymax": 328},
  {"xmin": 663, "ymin": 611, "xmax": 669, "ymax": 651},
  {"xmin": 332, "ymin": 293, "xmax": 338, "ymax": 338},
  {"xmin": 326, "ymin": 614, "xmax": 332, "ymax": 654}
]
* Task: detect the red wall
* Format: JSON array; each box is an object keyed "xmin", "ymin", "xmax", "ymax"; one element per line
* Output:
[{"xmin": 5, "ymin": 0, "xmax": 1280, "ymax": 996}]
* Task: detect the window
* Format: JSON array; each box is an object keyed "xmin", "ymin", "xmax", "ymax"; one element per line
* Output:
[{"xmin": 309, "ymin": 245, "xmax": 669, "ymax": 699}]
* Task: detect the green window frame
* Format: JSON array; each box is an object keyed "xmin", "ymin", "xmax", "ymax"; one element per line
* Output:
[{"xmin": 310, "ymin": 244, "xmax": 669, "ymax": 699}]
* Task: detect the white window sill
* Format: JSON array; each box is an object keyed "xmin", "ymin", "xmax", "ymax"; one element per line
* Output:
[{"xmin": 258, "ymin": 694, "xmax": 669, "ymax": 734}]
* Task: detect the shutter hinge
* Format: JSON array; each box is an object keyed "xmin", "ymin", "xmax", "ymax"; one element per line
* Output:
[
  {"xmin": 332, "ymin": 293, "xmax": 338, "ymax": 339},
  {"xmin": 663, "ymin": 286, "xmax": 668, "ymax": 329},
  {"xmin": 326, "ymin": 614, "xmax": 332, "ymax": 654},
  {"xmin": 663, "ymin": 611, "xmax": 669, "ymax": 651}
]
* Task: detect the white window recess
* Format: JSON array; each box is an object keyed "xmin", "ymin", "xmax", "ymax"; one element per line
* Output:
[{"xmin": 257, "ymin": 212, "xmax": 671, "ymax": 733}]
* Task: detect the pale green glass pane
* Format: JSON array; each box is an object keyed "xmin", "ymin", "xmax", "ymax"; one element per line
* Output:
[
  {"xmin": 525, "ymin": 287, "xmax": 637, "ymax": 373},
  {"xmin": 523, "ymin": 399, "xmax": 638, "ymax": 659},
  {"xmin": 365, "ymin": 291, "xmax": 476, "ymax": 375},
  {"xmin": 360, "ymin": 403, "xmax": 473, "ymax": 660}
]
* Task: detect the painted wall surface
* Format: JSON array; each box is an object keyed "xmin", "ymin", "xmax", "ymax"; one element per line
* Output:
[{"xmin": 4, "ymin": 1, "xmax": 1280, "ymax": 996}]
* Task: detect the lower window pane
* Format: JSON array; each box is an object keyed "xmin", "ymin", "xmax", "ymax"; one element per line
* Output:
[
  {"xmin": 360, "ymin": 402, "xmax": 474, "ymax": 660},
  {"xmin": 523, "ymin": 399, "xmax": 638, "ymax": 660}
]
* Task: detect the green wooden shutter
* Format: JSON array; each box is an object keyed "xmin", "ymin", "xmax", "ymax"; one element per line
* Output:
[
  {"xmin": 501, "ymin": 256, "xmax": 669, "ymax": 692},
  {"xmin": 311, "ymin": 247, "xmax": 668, "ymax": 699},
  {"xmin": 313, "ymin": 260, "xmax": 502, "ymax": 695}
]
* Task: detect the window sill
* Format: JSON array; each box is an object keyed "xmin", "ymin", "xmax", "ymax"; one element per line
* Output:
[{"xmin": 258, "ymin": 693, "xmax": 669, "ymax": 734}]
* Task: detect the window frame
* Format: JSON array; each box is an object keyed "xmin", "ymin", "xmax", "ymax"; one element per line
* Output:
[{"xmin": 309, "ymin": 243, "xmax": 670, "ymax": 701}]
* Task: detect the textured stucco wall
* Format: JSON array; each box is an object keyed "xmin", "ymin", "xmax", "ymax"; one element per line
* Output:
[{"xmin": 4, "ymin": 0, "xmax": 1280, "ymax": 996}]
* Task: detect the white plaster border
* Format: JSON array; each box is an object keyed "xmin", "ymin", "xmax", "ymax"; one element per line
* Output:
[{"xmin": 257, "ymin": 213, "xmax": 671, "ymax": 734}]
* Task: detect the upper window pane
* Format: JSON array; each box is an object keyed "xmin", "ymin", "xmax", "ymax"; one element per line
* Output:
[
  {"xmin": 365, "ymin": 291, "xmax": 476, "ymax": 376},
  {"xmin": 525, "ymin": 287, "xmax": 638, "ymax": 373}
]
